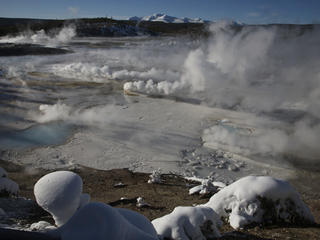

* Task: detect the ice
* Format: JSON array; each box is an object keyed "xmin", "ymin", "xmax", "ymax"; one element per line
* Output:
[
  {"xmin": 204, "ymin": 176, "xmax": 315, "ymax": 229},
  {"xmin": 152, "ymin": 206, "xmax": 221, "ymax": 240}
]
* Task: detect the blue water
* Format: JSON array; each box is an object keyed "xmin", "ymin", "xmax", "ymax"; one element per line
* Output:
[{"xmin": 0, "ymin": 122, "xmax": 73, "ymax": 150}]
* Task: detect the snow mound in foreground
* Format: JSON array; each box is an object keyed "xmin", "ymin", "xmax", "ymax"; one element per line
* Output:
[
  {"xmin": 34, "ymin": 171, "xmax": 90, "ymax": 226},
  {"xmin": 34, "ymin": 171, "xmax": 158, "ymax": 240},
  {"xmin": 0, "ymin": 167, "xmax": 19, "ymax": 196},
  {"xmin": 204, "ymin": 176, "xmax": 315, "ymax": 229},
  {"xmin": 152, "ymin": 206, "xmax": 221, "ymax": 240},
  {"xmin": 57, "ymin": 202, "xmax": 158, "ymax": 240}
]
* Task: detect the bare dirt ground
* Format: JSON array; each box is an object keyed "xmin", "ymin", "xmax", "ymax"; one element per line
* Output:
[{"xmin": 1, "ymin": 159, "xmax": 319, "ymax": 240}]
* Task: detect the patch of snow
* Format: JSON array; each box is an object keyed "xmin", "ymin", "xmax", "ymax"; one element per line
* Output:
[
  {"xmin": 129, "ymin": 16, "xmax": 141, "ymax": 22},
  {"xmin": 114, "ymin": 182, "xmax": 126, "ymax": 188},
  {"xmin": 184, "ymin": 176, "xmax": 205, "ymax": 183},
  {"xmin": 204, "ymin": 176, "xmax": 315, "ymax": 229},
  {"xmin": 211, "ymin": 181, "xmax": 226, "ymax": 189},
  {"xmin": 136, "ymin": 197, "xmax": 150, "ymax": 208},
  {"xmin": 185, "ymin": 176, "xmax": 226, "ymax": 191},
  {"xmin": 148, "ymin": 169, "xmax": 163, "ymax": 184},
  {"xmin": 34, "ymin": 171, "xmax": 90, "ymax": 226},
  {"xmin": 152, "ymin": 206, "xmax": 221, "ymax": 240},
  {"xmin": 57, "ymin": 202, "xmax": 158, "ymax": 240},
  {"xmin": 130, "ymin": 13, "xmax": 206, "ymax": 23},
  {"xmin": 189, "ymin": 179, "xmax": 218, "ymax": 195}
]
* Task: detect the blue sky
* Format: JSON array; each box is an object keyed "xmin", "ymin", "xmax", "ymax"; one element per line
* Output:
[{"xmin": 0, "ymin": 0, "xmax": 319, "ymax": 24}]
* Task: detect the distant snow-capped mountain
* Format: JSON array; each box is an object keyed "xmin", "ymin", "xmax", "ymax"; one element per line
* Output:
[{"xmin": 129, "ymin": 13, "xmax": 207, "ymax": 23}]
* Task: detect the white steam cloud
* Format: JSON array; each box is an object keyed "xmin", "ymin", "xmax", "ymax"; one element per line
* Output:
[
  {"xmin": 51, "ymin": 63, "xmax": 180, "ymax": 83},
  {"xmin": 2, "ymin": 21, "xmax": 319, "ymax": 166},
  {"xmin": 124, "ymin": 21, "xmax": 320, "ymax": 113},
  {"xmin": 123, "ymin": 21, "xmax": 320, "ymax": 163},
  {"xmin": 0, "ymin": 26, "xmax": 76, "ymax": 47},
  {"xmin": 37, "ymin": 102, "xmax": 120, "ymax": 125}
]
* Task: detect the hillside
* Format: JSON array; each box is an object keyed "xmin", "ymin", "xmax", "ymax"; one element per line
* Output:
[
  {"xmin": 0, "ymin": 17, "xmax": 207, "ymax": 37},
  {"xmin": 129, "ymin": 13, "xmax": 206, "ymax": 23},
  {"xmin": 0, "ymin": 17, "xmax": 318, "ymax": 39}
]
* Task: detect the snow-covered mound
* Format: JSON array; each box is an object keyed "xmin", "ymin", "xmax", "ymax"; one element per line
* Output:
[
  {"xmin": 34, "ymin": 171, "xmax": 158, "ymax": 240},
  {"xmin": 129, "ymin": 13, "xmax": 205, "ymax": 23},
  {"xmin": 204, "ymin": 176, "xmax": 315, "ymax": 229},
  {"xmin": 34, "ymin": 171, "xmax": 90, "ymax": 226},
  {"xmin": 152, "ymin": 206, "xmax": 221, "ymax": 240},
  {"xmin": 57, "ymin": 202, "xmax": 158, "ymax": 240},
  {"xmin": 117, "ymin": 208, "xmax": 158, "ymax": 237},
  {"xmin": 189, "ymin": 179, "xmax": 218, "ymax": 196},
  {"xmin": 0, "ymin": 167, "xmax": 19, "ymax": 196}
]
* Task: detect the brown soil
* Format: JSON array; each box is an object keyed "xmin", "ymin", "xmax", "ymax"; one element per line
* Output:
[{"xmin": 1, "ymin": 159, "xmax": 320, "ymax": 240}]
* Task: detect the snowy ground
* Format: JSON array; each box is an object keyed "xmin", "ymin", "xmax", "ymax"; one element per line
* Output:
[
  {"xmin": 1, "ymin": 24, "xmax": 319, "ymax": 186},
  {"xmin": 0, "ymin": 79, "xmax": 295, "ymax": 183}
]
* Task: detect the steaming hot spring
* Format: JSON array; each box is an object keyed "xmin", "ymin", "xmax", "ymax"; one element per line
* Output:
[{"xmin": 0, "ymin": 21, "xmax": 319, "ymax": 239}]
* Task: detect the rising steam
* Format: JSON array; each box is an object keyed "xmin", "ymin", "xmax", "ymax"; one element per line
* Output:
[
  {"xmin": 124, "ymin": 21, "xmax": 320, "ymax": 162},
  {"xmin": 2, "ymin": 20, "xmax": 319, "ymax": 165},
  {"xmin": 0, "ymin": 26, "xmax": 76, "ymax": 47}
]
